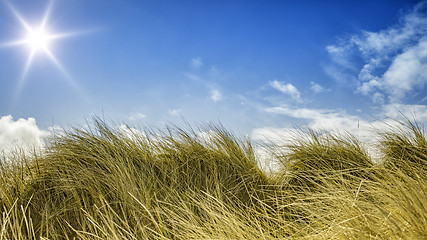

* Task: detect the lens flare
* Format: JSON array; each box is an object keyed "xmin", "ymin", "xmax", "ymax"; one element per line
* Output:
[
  {"xmin": 26, "ymin": 28, "xmax": 51, "ymax": 51},
  {"xmin": 1, "ymin": 0, "xmax": 84, "ymax": 99}
]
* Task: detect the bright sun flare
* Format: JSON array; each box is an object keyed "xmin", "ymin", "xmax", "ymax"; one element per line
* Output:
[
  {"xmin": 2, "ymin": 0, "xmax": 79, "ymax": 83},
  {"xmin": 0, "ymin": 0, "xmax": 87, "ymax": 102},
  {"xmin": 25, "ymin": 28, "xmax": 52, "ymax": 51}
]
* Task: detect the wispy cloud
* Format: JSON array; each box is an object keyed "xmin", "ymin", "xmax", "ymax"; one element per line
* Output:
[
  {"xmin": 209, "ymin": 89, "xmax": 223, "ymax": 102},
  {"xmin": 185, "ymin": 61, "xmax": 227, "ymax": 104},
  {"xmin": 128, "ymin": 112, "xmax": 146, "ymax": 121},
  {"xmin": 326, "ymin": 1, "xmax": 427, "ymax": 103},
  {"xmin": 325, "ymin": 45, "xmax": 357, "ymax": 70},
  {"xmin": 263, "ymin": 106, "xmax": 357, "ymax": 131},
  {"xmin": 269, "ymin": 80, "xmax": 301, "ymax": 102},
  {"xmin": 191, "ymin": 57, "xmax": 203, "ymax": 68},
  {"xmin": 0, "ymin": 115, "xmax": 48, "ymax": 153},
  {"xmin": 310, "ymin": 81, "xmax": 328, "ymax": 93},
  {"xmin": 185, "ymin": 73, "xmax": 201, "ymax": 81}
]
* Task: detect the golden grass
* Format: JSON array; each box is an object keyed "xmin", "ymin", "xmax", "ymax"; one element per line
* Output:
[{"xmin": 1, "ymin": 117, "xmax": 426, "ymax": 239}]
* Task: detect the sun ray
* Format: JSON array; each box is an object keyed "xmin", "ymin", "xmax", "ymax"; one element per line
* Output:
[
  {"xmin": 2, "ymin": 0, "xmax": 85, "ymax": 99},
  {"xmin": 22, "ymin": 50, "xmax": 36, "ymax": 80},
  {"xmin": 1, "ymin": 31, "xmax": 85, "ymax": 49},
  {"xmin": 0, "ymin": 39, "xmax": 29, "ymax": 47},
  {"xmin": 40, "ymin": 0, "xmax": 53, "ymax": 30},
  {"xmin": 44, "ymin": 47, "xmax": 84, "ymax": 94},
  {"xmin": 44, "ymin": 48, "xmax": 69, "ymax": 78},
  {"xmin": 3, "ymin": 0, "xmax": 32, "ymax": 31},
  {"xmin": 17, "ymin": 49, "xmax": 36, "ymax": 92}
]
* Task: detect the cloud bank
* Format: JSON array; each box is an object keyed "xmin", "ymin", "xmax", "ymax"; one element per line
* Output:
[
  {"xmin": 0, "ymin": 115, "xmax": 48, "ymax": 154},
  {"xmin": 326, "ymin": 1, "xmax": 427, "ymax": 103},
  {"xmin": 253, "ymin": 103, "xmax": 427, "ymax": 163}
]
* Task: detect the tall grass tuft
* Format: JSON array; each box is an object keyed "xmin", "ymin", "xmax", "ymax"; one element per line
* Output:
[
  {"xmin": 380, "ymin": 119, "xmax": 427, "ymax": 176},
  {"xmin": 282, "ymin": 129, "xmax": 374, "ymax": 192},
  {"xmin": 1, "ymin": 117, "xmax": 426, "ymax": 239}
]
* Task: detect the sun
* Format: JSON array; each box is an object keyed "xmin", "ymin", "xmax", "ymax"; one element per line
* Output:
[
  {"xmin": 25, "ymin": 28, "xmax": 52, "ymax": 52},
  {"xmin": 1, "ymin": 0, "xmax": 82, "ymax": 89}
]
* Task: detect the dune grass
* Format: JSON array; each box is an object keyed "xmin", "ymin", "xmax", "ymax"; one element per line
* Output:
[{"xmin": 1, "ymin": 118, "xmax": 426, "ymax": 239}]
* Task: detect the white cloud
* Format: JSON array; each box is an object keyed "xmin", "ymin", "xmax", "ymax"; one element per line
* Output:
[
  {"xmin": 269, "ymin": 80, "xmax": 301, "ymax": 102},
  {"xmin": 325, "ymin": 44, "xmax": 356, "ymax": 70},
  {"xmin": 264, "ymin": 106, "xmax": 366, "ymax": 134},
  {"xmin": 310, "ymin": 81, "xmax": 328, "ymax": 93},
  {"xmin": 372, "ymin": 92, "xmax": 385, "ymax": 105},
  {"xmin": 382, "ymin": 103, "xmax": 427, "ymax": 122},
  {"xmin": 252, "ymin": 126, "xmax": 299, "ymax": 146},
  {"xmin": 0, "ymin": 115, "xmax": 48, "ymax": 154},
  {"xmin": 357, "ymin": 72, "xmax": 381, "ymax": 95},
  {"xmin": 209, "ymin": 89, "xmax": 223, "ymax": 102},
  {"xmin": 382, "ymin": 40, "xmax": 427, "ymax": 100},
  {"xmin": 255, "ymin": 103, "xmax": 427, "ymax": 166},
  {"xmin": 326, "ymin": 45, "xmax": 344, "ymax": 54},
  {"xmin": 117, "ymin": 124, "xmax": 147, "ymax": 140},
  {"xmin": 356, "ymin": 39, "xmax": 427, "ymax": 101},
  {"xmin": 191, "ymin": 57, "xmax": 203, "ymax": 68},
  {"xmin": 197, "ymin": 130, "xmax": 223, "ymax": 145},
  {"xmin": 255, "ymin": 107, "xmax": 374, "ymax": 164},
  {"xmin": 327, "ymin": 1, "xmax": 427, "ymax": 103},
  {"xmin": 265, "ymin": 106, "xmax": 333, "ymax": 120}
]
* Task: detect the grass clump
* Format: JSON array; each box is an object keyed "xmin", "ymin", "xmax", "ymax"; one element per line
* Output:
[
  {"xmin": 380, "ymin": 120, "xmax": 427, "ymax": 176},
  {"xmin": 283, "ymin": 129, "xmax": 374, "ymax": 192},
  {"xmin": 1, "ymin": 117, "xmax": 426, "ymax": 239}
]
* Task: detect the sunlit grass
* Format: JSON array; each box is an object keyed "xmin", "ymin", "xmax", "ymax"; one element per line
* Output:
[{"xmin": 1, "ymin": 117, "xmax": 426, "ymax": 239}]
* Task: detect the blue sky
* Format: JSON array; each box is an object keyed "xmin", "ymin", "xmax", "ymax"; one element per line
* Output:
[{"xmin": 1, "ymin": 0, "xmax": 427, "ymax": 153}]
